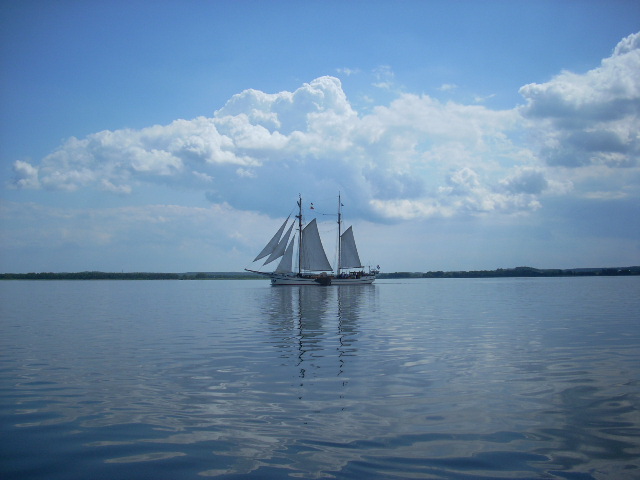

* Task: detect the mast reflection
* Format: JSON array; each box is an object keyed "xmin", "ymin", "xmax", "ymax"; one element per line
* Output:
[{"xmin": 262, "ymin": 285, "xmax": 374, "ymax": 394}]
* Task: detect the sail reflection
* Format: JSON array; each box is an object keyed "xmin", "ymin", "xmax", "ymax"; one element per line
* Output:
[
  {"xmin": 262, "ymin": 285, "xmax": 374, "ymax": 385},
  {"xmin": 337, "ymin": 286, "xmax": 365, "ymax": 380}
]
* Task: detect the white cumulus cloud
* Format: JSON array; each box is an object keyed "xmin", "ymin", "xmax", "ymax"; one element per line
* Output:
[
  {"xmin": 519, "ymin": 31, "xmax": 640, "ymax": 168},
  {"xmin": 10, "ymin": 34, "xmax": 640, "ymax": 222}
]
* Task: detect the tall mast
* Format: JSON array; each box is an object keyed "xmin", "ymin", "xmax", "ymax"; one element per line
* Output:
[
  {"xmin": 337, "ymin": 192, "xmax": 342, "ymax": 273},
  {"xmin": 296, "ymin": 194, "xmax": 303, "ymax": 275}
]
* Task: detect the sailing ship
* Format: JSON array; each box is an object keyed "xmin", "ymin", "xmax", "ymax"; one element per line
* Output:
[{"xmin": 246, "ymin": 194, "xmax": 379, "ymax": 285}]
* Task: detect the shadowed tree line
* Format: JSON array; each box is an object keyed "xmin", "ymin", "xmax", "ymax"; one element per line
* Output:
[
  {"xmin": 0, "ymin": 271, "xmax": 262, "ymax": 280},
  {"xmin": 378, "ymin": 266, "xmax": 640, "ymax": 279},
  {"xmin": 1, "ymin": 266, "xmax": 638, "ymax": 280}
]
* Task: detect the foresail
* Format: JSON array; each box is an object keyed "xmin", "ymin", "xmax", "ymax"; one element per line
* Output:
[
  {"xmin": 275, "ymin": 235, "xmax": 295, "ymax": 273},
  {"xmin": 264, "ymin": 221, "xmax": 294, "ymax": 265},
  {"xmin": 253, "ymin": 215, "xmax": 290, "ymax": 262},
  {"xmin": 340, "ymin": 226, "xmax": 363, "ymax": 268},
  {"xmin": 300, "ymin": 219, "xmax": 333, "ymax": 271}
]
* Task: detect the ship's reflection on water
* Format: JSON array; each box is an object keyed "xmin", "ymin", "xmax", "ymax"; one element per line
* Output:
[
  {"xmin": 262, "ymin": 285, "xmax": 374, "ymax": 396},
  {"xmin": 193, "ymin": 284, "xmax": 381, "ymax": 477}
]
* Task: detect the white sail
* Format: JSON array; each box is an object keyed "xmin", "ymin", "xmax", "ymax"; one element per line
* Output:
[
  {"xmin": 275, "ymin": 235, "xmax": 295, "ymax": 273},
  {"xmin": 340, "ymin": 226, "xmax": 363, "ymax": 269},
  {"xmin": 264, "ymin": 221, "xmax": 294, "ymax": 265},
  {"xmin": 253, "ymin": 215, "xmax": 290, "ymax": 262},
  {"xmin": 300, "ymin": 219, "xmax": 333, "ymax": 271}
]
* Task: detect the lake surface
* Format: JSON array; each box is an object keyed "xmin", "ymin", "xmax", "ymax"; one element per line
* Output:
[{"xmin": 1, "ymin": 277, "xmax": 639, "ymax": 479}]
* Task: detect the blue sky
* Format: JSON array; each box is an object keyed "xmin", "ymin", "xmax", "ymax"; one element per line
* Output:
[{"xmin": 1, "ymin": 0, "xmax": 639, "ymax": 273}]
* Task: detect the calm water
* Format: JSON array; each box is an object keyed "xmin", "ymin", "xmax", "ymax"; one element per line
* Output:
[{"xmin": 1, "ymin": 277, "xmax": 639, "ymax": 479}]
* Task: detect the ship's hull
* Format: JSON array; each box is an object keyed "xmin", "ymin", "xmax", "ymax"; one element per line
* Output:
[
  {"xmin": 248, "ymin": 270, "xmax": 376, "ymax": 286},
  {"xmin": 330, "ymin": 275, "xmax": 376, "ymax": 285},
  {"xmin": 271, "ymin": 274, "xmax": 376, "ymax": 285},
  {"xmin": 270, "ymin": 274, "xmax": 330, "ymax": 286}
]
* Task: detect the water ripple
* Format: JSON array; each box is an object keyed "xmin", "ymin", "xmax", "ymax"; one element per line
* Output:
[{"xmin": 1, "ymin": 278, "xmax": 639, "ymax": 479}]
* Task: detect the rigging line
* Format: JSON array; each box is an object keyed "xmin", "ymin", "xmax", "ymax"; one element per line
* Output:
[{"xmin": 286, "ymin": 205, "xmax": 296, "ymax": 217}]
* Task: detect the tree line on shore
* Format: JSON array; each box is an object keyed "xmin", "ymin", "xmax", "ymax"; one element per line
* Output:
[
  {"xmin": 0, "ymin": 271, "xmax": 260, "ymax": 280},
  {"xmin": 379, "ymin": 266, "xmax": 640, "ymax": 278},
  {"xmin": 1, "ymin": 266, "xmax": 638, "ymax": 280}
]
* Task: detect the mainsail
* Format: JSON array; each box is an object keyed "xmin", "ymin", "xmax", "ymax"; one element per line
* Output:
[
  {"xmin": 339, "ymin": 226, "xmax": 363, "ymax": 269},
  {"xmin": 300, "ymin": 219, "xmax": 333, "ymax": 271},
  {"xmin": 253, "ymin": 215, "xmax": 290, "ymax": 262}
]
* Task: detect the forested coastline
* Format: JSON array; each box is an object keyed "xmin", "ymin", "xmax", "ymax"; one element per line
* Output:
[
  {"xmin": 0, "ymin": 272, "xmax": 259, "ymax": 280},
  {"xmin": 379, "ymin": 266, "xmax": 640, "ymax": 279},
  {"xmin": 1, "ymin": 266, "xmax": 638, "ymax": 280}
]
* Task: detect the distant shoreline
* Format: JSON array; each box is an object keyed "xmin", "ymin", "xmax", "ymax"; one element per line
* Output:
[
  {"xmin": 1, "ymin": 266, "xmax": 638, "ymax": 280},
  {"xmin": 381, "ymin": 266, "xmax": 640, "ymax": 278}
]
